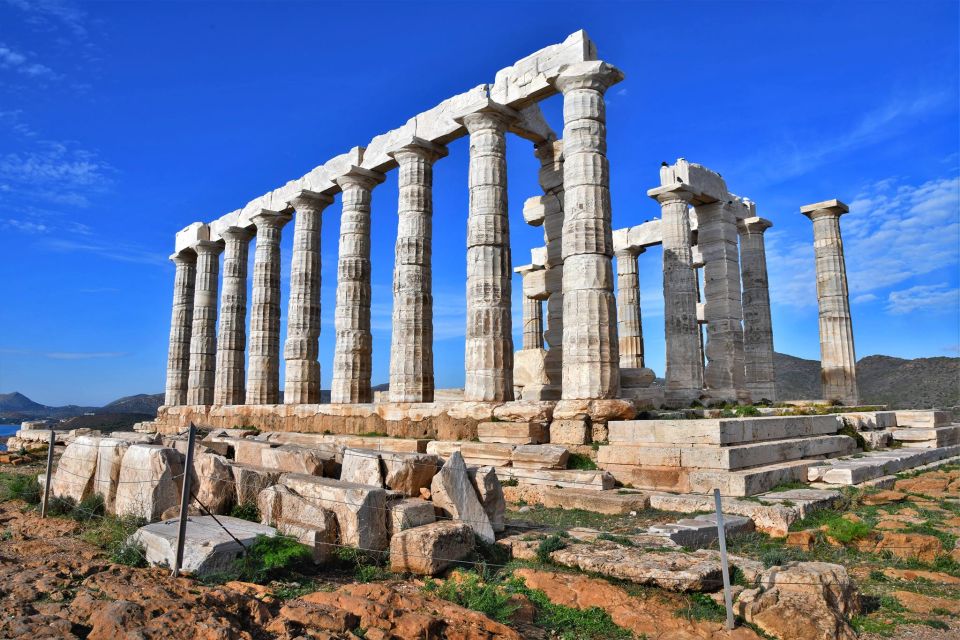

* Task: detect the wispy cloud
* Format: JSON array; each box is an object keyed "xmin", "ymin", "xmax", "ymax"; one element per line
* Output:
[
  {"xmin": 0, "ymin": 348, "xmax": 127, "ymax": 360},
  {"xmin": 1, "ymin": 218, "xmax": 48, "ymax": 233},
  {"xmin": 767, "ymin": 172, "xmax": 960, "ymax": 311},
  {"xmin": 40, "ymin": 237, "xmax": 166, "ymax": 266},
  {"xmin": 885, "ymin": 283, "xmax": 960, "ymax": 316},
  {"xmin": 3, "ymin": 0, "xmax": 88, "ymax": 39},
  {"xmin": 0, "ymin": 43, "xmax": 55, "ymax": 78}
]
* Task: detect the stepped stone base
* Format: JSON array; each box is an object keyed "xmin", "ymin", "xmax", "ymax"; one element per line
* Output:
[
  {"xmin": 891, "ymin": 425, "xmax": 960, "ymax": 448},
  {"xmin": 894, "ymin": 410, "xmax": 951, "ymax": 428},
  {"xmin": 608, "ymin": 414, "xmax": 842, "ymax": 446},
  {"xmin": 808, "ymin": 445, "xmax": 960, "ymax": 485},
  {"xmin": 477, "ymin": 421, "xmax": 548, "ymax": 444}
]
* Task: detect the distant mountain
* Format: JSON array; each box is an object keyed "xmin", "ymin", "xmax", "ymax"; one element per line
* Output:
[
  {"xmin": 0, "ymin": 391, "xmax": 161, "ymax": 422},
  {"xmin": 775, "ymin": 353, "xmax": 959, "ymax": 409}
]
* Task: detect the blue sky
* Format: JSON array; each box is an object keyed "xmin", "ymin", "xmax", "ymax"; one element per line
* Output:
[{"xmin": 0, "ymin": 0, "xmax": 957, "ymax": 407}]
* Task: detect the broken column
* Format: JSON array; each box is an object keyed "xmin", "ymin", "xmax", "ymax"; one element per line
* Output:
[
  {"xmin": 387, "ymin": 138, "xmax": 447, "ymax": 403},
  {"xmin": 801, "ymin": 199, "xmax": 859, "ymax": 405},
  {"xmin": 214, "ymin": 227, "xmax": 253, "ymax": 405},
  {"xmin": 648, "ymin": 184, "xmax": 703, "ymax": 406},
  {"xmin": 331, "ymin": 167, "xmax": 385, "ymax": 404},
  {"xmin": 284, "ymin": 192, "xmax": 334, "ymax": 404},
  {"xmin": 164, "ymin": 251, "xmax": 196, "ymax": 406},
  {"xmin": 554, "ymin": 61, "xmax": 624, "ymax": 400},
  {"xmin": 459, "ymin": 104, "xmax": 517, "ymax": 402},
  {"xmin": 246, "ymin": 210, "xmax": 291, "ymax": 405},
  {"xmin": 187, "ymin": 240, "xmax": 223, "ymax": 406},
  {"xmin": 513, "ymin": 261, "xmax": 551, "ymax": 400},
  {"xmin": 738, "ymin": 215, "xmax": 777, "ymax": 402},
  {"xmin": 696, "ymin": 198, "xmax": 748, "ymax": 403}
]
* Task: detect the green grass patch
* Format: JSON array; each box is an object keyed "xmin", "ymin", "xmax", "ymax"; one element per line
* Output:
[
  {"xmin": 202, "ymin": 535, "xmax": 313, "ymax": 584},
  {"xmin": 676, "ymin": 592, "xmax": 727, "ymax": 622},
  {"xmin": 566, "ymin": 453, "xmax": 598, "ymax": 471},
  {"xmin": 423, "ymin": 571, "xmax": 520, "ymax": 623},
  {"xmin": 596, "ymin": 532, "xmax": 634, "ymax": 547},
  {"xmin": 79, "ymin": 512, "xmax": 148, "ymax": 567},
  {"xmin": 229, "ymin": 501, "xmax": 260, "ymax": 522},
  {"xmin": 536, "ymin": 534, "xmax": 567, "ymax": 563},
  {"xmin": 0, "ymin": 473, "xmax": 41, "ymax": 504}
]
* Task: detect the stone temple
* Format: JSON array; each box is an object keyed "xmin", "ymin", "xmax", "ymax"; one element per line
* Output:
[{"xmin": 152, "ymin": 30, "xmax": 862, "ymax": 446}]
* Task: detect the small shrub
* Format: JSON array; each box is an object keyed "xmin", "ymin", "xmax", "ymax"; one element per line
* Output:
[
  {"xmin": 80, "ymin": 513, "xmax": 148, "ymax": 567},
  {"xmin": 735, "ymin": 405, "xmax": 761, "ymax": 417},
  {"xmin": 1, "ymin": 474, "xmax": 41, "ymax": 504},
  {"xmin": 230, "ymin": 502, "xmax": 260, "ymax": 522},
  {"xmin": 596, "ymin": 532, "xmax": 634, "ymax": 546},
  {"xmin": 423, "ymin": 571, "xmax": 519, "ymax": 623},
  {"xmin": 536, "ymin": 534, "xmax": 567, "ymax": 563},
  {"xmin": 923, "ymin": 619, "xmax": 949, "ymax": 630},
  {"xmin": 838, "ymin": 420, "xmax": 868, "ymax": 451},
  {"xmin": 677, "ymin": 592, "xmax": 726, "ymax": 622},
  {"xmin": 500, "ymin": 478, "xmax": 519, "ymax": 487},
  {"xmin": 231, "ymin": 535, "xmax": 312, "ymax": 583},
  {"xmin": 566, "ymin": 453, "xmax": 598, "ymax": 471}
]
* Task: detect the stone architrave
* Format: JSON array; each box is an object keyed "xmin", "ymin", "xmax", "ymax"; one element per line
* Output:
[
  {"xmin": 696, "ymin": 200, "xmax": 748, "ymax": 403},
  {"xmin": 187, "ymin": 240, "xmax": 224, "ymax": 406},
  {"xmin": 738, "ymin": 216, "xmax": 777, "ymax": 402},
  {"xmin": 164, "ymin": 251, "xmax": 196, "ymax": 406},
  {"xmin": 387, "ymin": 138, "xmax": 447, "ymax": 403},
  {"xmin": 459, "ymin": 104, "xmax": 517, "ymax": 402},
  {"xmin": 649, "ymin": 185, "xmax": 703, "ymax": 406},
  {"xmin": 554, "ymin": 61, "xmax": 624, "ymax": 400},
  {"xmin": 214, "ymin": 227, "xmax": 253, "ymax": 405},
  {"xmin": 246, "ymin": 210, "xmax": 292, "ymax": 405},
  {"xmin": 801, "ymin": 199, "xmax": 859, "ymax": 405},
  {"xmin": 331, "ymin": 167, "xmax": 385, "ymax": 404},
  {"xmin": 284, "ymin": 192, "xmax": 334, "ymax": 404},
  {"xmin": 615, "ymin": 246, "xmax": 644, "ymax": 368}
]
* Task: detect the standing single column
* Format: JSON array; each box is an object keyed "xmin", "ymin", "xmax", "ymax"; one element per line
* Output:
[
  {"xmin": 738, "ymin": 216, "xmax": 777, "ymax": 402},
  {"xmin": 801, "ymin": 199, "xmax": 859, "ymax": 405},
  {"xmin": 536, "ymin": 140, "xmax": 565, "ymax": 396},
  {"xmin": 696, "ymin": 200, "xmax": 748, "ymax": 403},
  {"xmin": 246, "ymin": 211, "xmax": 291, "ymax": 405},
  {"xmin": 522, "ymin": 296, "xmax": 544, "ymax": 350},
  {"xmin": 164, "ymin": 251, "xmax": 197, "ymax": 406},
  {"xmin": 459, "ymin": 105, "xmax": 517, "ymax": 402},
  {"xmin": 214, "ymin": 226, "xmax": 253, "ymax": 405},
  {"xmin": 387, "ymin": 139, "xmax": 446, "ymax": 403},
  {"xmin": 284, "ymin": 193, "xmax": 334, "ymax": 404},
  {"xmin": 554, "ymin": 61, "xmax": 624, "ymax": 400},
  {"xmin": 186, "ymin": 240, "xmax": 223, "ymax": 405},
  {"xmin": 331, "ymin": 167, "xmax": 384, "ymax": 404},
  {"xmin": 615, "ymin": 246, "xmax": 645, "ymax": 368},
  {"xmin": 649, "ymin": 185, "xmax": 703, "ymax": 406}
]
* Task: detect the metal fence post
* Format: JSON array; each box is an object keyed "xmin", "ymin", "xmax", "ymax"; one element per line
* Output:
[
  {"xmin": 713, "ymin": 488, "xmax": 736, "ymax": 630},
  {"xmin": 40, "ymin": 429, "xmax": 56, "ymax": 518},
  {"xmin": 171, "ymin": 422, "xmax": 197, "ymax": 577}
]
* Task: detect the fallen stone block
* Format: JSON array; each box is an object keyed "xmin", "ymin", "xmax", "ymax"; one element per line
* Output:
[
  {"xmin": 381, "ymin": 451, "xmax": 440, "ymax": 497},
  {"xmin": 468, "ymin": 466, "xmax": 506, "ymax": 533},
  {"xmin": 131, "ymin": 515, "xmax": 277, "ymax": 576},
  {"xmin": 430, "ymin": 452, "xmax": 494, "ymax": 543},
  {"xmin": 192, "ymin": 452, "xmax": 234, "ymax": 514},
  {"xmin": 52, "ymin": 436, "xmax": 101, "ymax": 502},
  {"xmin": 425, "ymin": 441, "xmax": 515, "ymax": 466},
  {"xmin": 894, "ymin": 410, "xmax": 950, "ymax": 428},
  {"xmin": 496, "ymin": 467, "xmax": 615, "ymax": 490},
  {"xmin": 510, "ymin": 444, "xmax": 569, "ymax": 470},
  {"xmin": 114, "ymin": 445, "xmax": 184, "ymax": 521},
  {"xmin": 234, "ymin": 439, "xmax": 275, "ymax": 467},
  {"xmin": 280, "ymin": 473, "xmax": 388, "ymax": 551},
  {"xmin": 549, "ymin": 418, "xmax": 590, "ymax": 445},
  {"xmin": 477, "ymin": 421, "xmax": 548, "ymax": 445},
  {"xmin": 229, "ymin": 463, "xmax": 281, "ymax": 508},
  {"xmin": 389, "ymin": 521, "xmax": 474, "ymax": 575},
  {"xmin": 93, "ymin": 437, "xmax": 134, "ymax": 512},
  {"xmin": 258, "ymin": 484, "xmax": 338, "ymax": 563},
  {"xmin": 260, "ymin": 444, "xmax": 338, "ymax": 476},
  {"xmin": 649, "ymin": 514, "xmax": 754, "ymax": 549},
  {"xmin": 540, "ymin": 487, "xmax": 649, "ymax": 514},
  {"xmin": 339, "ymin": 448, "xmax": 384, "ymax": 487},
  {"xmin": 387, "ymin": 497, "xmax": 436, "ymax": 537}
]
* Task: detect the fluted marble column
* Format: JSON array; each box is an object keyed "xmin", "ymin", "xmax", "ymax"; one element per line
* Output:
[
  {"xmin": 461, "ymin": 105, "xmax": 516, "ymax": 402},
  {"xmin": 331, "ymin": 167, "xmax": 384, "ymax": 404},
  {"xmin": 186, "ymin": 240, "xmax": 223, "ymax": 405},
  {"xmin": 649, "ymin": 185, "xmax": 703, "ymax": 405},
  {"xmin": 555, "ymin": 61, "xmax": 624, "ymax": 400},
  {"xmin": 246, "ymin": 211, "xmax": 291, "ymax": 405},
  {"xmin": 522, "ymin": 296, "xmax": 544, "ymax": 350},
  {"xmin": 738, "ymin": 216, "xmax": 777, "ymax": 402},
  {"xmin": 697, "ymin": 200, "xmax": 748, "ymax": 403},
  {"xmin": 284, "ymin": 193, "xmax": 334, "ymax": 404},
  {"xmin": 801, "ymin": 199, "xmax": 859, "ymax": 405},
  {"xmin": 164, "ymin": 251, "xmax": 196, "ymax": 406},
  {"xmin": 536, "ymin": 140, "xmax": 565, "ymax": 395},
  {"xmin": 214, "ymin": 227, "xmax": 253, "ymax": 405},
  {"xmin": 615, "ymin": 247, "xmax": 645, "ymax": 369},
  {"xmin": 387, "ymin": 139, "xmax": 446, "ymax": 403}
]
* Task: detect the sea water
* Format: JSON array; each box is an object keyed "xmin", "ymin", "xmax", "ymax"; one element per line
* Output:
[{"xmin": 0, "ymin": 425, "xmax": 20, "ymax": 452}]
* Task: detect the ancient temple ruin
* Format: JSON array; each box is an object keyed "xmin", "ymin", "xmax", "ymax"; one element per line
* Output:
[{"xmin": 155, "ymin": 30, "xmax": 859, "ymax": 437}]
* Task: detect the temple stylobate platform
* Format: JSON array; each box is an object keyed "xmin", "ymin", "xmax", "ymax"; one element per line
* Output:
[{"xmin": 156, "ymin": 30, "xmax": 859, "ymax": 440}]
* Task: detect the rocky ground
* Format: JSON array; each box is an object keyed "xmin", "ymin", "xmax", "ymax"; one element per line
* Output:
[{"xmin": 0, "ymin": 458, "xmax": 958, "ymax": 639}]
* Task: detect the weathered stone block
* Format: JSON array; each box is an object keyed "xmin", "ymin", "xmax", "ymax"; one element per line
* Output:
[
  {"xmin": 511, "ymin": 444, "xmax": 569, "ymax": 470},
  {"xmin": 389, "ymin": 521, "xmax": 474, "ymax": 575},
  {"xmin": 468, "ymin": 466, "xmax": 506, "ymax": 533},
  {"xmin": 339, "ymin": 448, "xmax": 384, "ymax": 487},
  {"xmin": 381, "ymin": 451, "xmax": 440, "ymax": 497},
  {"xmin": 114, "ymin": 445, "xmax": 184, "ymax": 521},
  {"xmin": 430, "ymin": 452, "xmax": 494, "ymax": 543},
  {"xmin": 550, "ymin": 418, "xmax": 590, "ymax": 445},
  {"xmin": 260, "ymin": 444, "xmax": 337, "ymax": 476},
  {"xmin": 192, "ymin": 452, "xmax": 234, "ymax": 514},
  {"xmin": 229, "ymin": 463, "xmax": 281, "ymax": 508},
  {"xmin": 477, "ymin": 421, "xmax": 548, "ymax": 445},
  {"xmin": 52, "ymin": 436, "xmax": 100, "ymax": 502},
  {"xmin": 387, "ymin": 497, "xmax": 436, "ymax": 537},
  {"xmin": 280, "ymin": 473, "xmax": 388, "ymax": 550}
]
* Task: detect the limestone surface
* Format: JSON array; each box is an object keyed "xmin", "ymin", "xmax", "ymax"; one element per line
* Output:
[
  {"xmin": 429, "ymin": 452, "xmax": 494, "ymax": 543},
  {"xmin": 389, "ymin": 521, "xmax": 474, "ymax": 575},
  {"xmin": 114, "ymin": 445, "xmax": 184, "ymax": 521},
  {"xmin": 339, "ymin": 448, "xmax": 384, "ymax": 487},
  {"xmin": 467, "ymin": 465, "xmax": 506, "ymax": 533},
  {"xmin": 280, "ymin": 473, "xmax": 388, "ymax": 550},
  {"xmin": 52, "ymin": 436, "xmax": 100, "ymax": 503}
]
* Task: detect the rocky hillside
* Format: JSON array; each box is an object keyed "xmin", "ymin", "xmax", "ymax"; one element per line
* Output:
[
  {"xmin": 775, "ymin": 352, "xmax": 959, "ymax": 409},
  {"xmin": 0, "ymin": 392, "xmax": 162, "ymax": 422}
]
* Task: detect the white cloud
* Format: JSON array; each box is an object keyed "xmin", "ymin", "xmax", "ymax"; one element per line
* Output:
[
  {"xmin": 2, "ymin": 218, "xmax": 47, "ymax": 233},
  {"xmin": 44, "ymin": 351, "xmax": 127, "ymax": 360},
  {"xmin": 885, "ymin": 283, "xmax": 960, "ymax": 315},
  {"xmin": 767, "ymin": 173, "xmax": 960, "ymax": 310},
  {"xmin": 3, "ymin": 0, "xmax": 88, "ymax": 39},
  {"xmin": 40, "ymin": 238, "xmax": 166, "ymax": 266},
  {"xmin": 0, "ymin": 43, "xmax": 54, "ymax": 77}
]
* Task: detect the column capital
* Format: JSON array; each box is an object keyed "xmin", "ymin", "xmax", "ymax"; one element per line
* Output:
[
  {"xmin": 513, "ymin": 263, "xmax": 544, "ymax": 276},
  {"xmin": 191, "ymin": 239, "xmax": 224, "ymax": 256},
  {"xmin": 800, "ymin": 198, "xmax": 848, "ymax": 220},
  {"xmin": 738, "ymin": 216, "xmax": 773, "ymax": 234},
  {"xmin": 220, "ymin": 225, "xmax": 255, "ymax": 242},
  {"xmin": 553, "ymin": 60, "xmax": 624, "ymax": 95},
  {"xmin": 454, "ymin": 100, "xmax": 519, "ymax": 134},
  {"xmin": 289, "ymin": 190, "xmax": 335, "ymax": 213},
  {"xmin": 386, "ymin": 136, "xmax": 448, "ymax": 164},
  {"xmin": 169, "ymin": 250, "xmax": 197, "ymax": 265},
  {"xmin": 614, "ymin": 245, "xmax": 644, "ymax": 260},
  {"xmin": 647, "ymin": 184, "xmax": 697, "ymax": 205},
  {"xmin": 335, "ymin": 165, "xmax": 385, "ymax": 192},
  {"xmin": 251, "ymin": 209, "xmax": 293, "ymax": 230}
]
